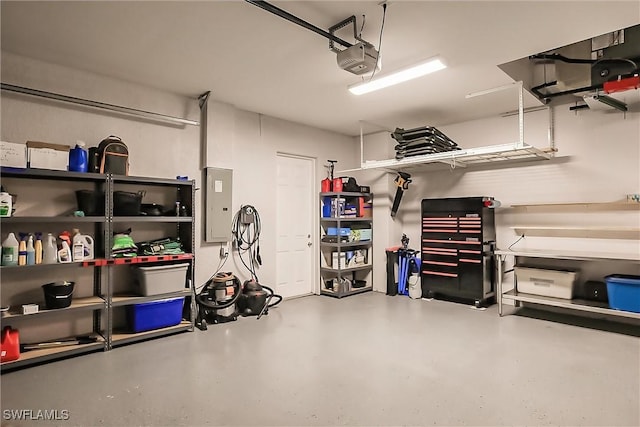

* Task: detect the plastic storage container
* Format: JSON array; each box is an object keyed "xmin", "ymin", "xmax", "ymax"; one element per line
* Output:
[
  {"xmin": 515, "ymin": 266, "xmax": 577, "ymax": 299},
  {"xmin": 605, "ymin": 275, "xmax": 640, "ymax": 313},
  {"xmin": 127, "ymin": 297, "xmax": 184, "ymax": 332},
  {"xmin": 133, "ymin": 263, "xmax": 189, "ymax": 296},
  {"xmin": 68, "ymin": 142, "xmax": 88, "ymax": 172},
  {"xmin": 75, "ymin": 190, "xmax": 105, "ymax": 216}
]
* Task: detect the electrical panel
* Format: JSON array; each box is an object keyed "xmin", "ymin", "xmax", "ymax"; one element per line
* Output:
[{"xmin": 205, "ymin": 167, "xmax": 232, "ymax": 243}]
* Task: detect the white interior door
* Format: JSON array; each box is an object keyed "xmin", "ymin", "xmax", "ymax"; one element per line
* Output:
[{"xmin": 276, "ymin": 153, "xmax": 315, "ymax": 298}]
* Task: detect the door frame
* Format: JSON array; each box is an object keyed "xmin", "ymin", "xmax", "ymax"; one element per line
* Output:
[{"xmin": 275, "ymin": 152, "xmax": 319, "ymax": 297}]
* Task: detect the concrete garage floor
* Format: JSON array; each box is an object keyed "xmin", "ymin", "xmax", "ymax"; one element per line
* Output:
[{"xmin": 1, "ymin": 292, "xmax": 639, "ymax": 427}]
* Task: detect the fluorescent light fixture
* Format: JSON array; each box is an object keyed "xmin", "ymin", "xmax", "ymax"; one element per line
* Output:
[{"xmin": 348, "ymin": 56, "xmax": 446, "ymax": 95}]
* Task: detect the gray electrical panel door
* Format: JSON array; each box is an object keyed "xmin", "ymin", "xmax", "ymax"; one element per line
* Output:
[{"xmin": 205, "ymin": 167, "xmax": 232, "ymax": 242}]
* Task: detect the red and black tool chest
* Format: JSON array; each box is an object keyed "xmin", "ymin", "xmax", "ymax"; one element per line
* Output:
[{"xmin": 421, "ymin": 197, "xmax": 496, "ymax": 307}]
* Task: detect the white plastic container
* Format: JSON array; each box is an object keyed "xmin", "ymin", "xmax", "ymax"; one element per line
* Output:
[
  {"xmin": 0, "ymin": 192, "xmax": 12, "ymax": 217},
  {"xmin": 72, "ymin": 230, "xmax": 94, "ymax": 261},
  {"xmin": 58, "ymin": 240, "xmax": 72, "ymax": 263},
  {"xmin": 133, "ymin": 263, "xmax": 189, "ymax": 296},
  {"xmin": 515, "ymin": 266, "xmax": 577, "ymax": 299},
  {"xmin": 43, "ymin": 233, "xmax": 58, "ymax": 264},
  {"xmin": 2, "ymin": 232, "xmax": 19, "ymax": 266}
]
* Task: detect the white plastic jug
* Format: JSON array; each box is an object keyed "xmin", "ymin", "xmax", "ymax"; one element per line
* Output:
[
  {"xmin": 72, "ymin": 233, "xmax": 94, "ymax": 261},
  {"xmin": 43, "ymin": 233, "xmax": 58, "ymax": 264},
  {"xmin": 1, "ymin": 232, "xmax": 19, "ymax": 266},
  {"xmin": 0, "ymin": 192, "xmax": 12, "ymax": 218}
]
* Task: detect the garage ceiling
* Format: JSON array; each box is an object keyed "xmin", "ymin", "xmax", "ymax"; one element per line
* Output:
[{"xmin": 1, "ymin": 1, "xmax": 639, "ymax": 136}]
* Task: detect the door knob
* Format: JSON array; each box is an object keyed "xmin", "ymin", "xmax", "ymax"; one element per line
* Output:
[{"xmin": 307, "ymin": 242, "xmax": 312, "ymax": 247}]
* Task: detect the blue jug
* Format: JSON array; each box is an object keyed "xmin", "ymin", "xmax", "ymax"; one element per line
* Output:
[{"xmin": 69, "ymin": 142, "xmax": 88, "ymax": 172}]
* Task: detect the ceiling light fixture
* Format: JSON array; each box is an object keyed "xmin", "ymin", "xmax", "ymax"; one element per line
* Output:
[{"xmin": 348, "ymin": 56, "xmax": 446, "ymax": 95}]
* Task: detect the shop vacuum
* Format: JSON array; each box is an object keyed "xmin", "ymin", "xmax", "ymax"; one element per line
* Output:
[
  {"xmin": 195, "ymin": 272, "xmax": 241, "ymax": 330},
  {"xmin": 237, "ymin": 279, "xmax": 281, "ymax": 318},
  {"xmin": 195, "ymin": 275, "xmax": 282, "ymax": 330},
  {"xmin": 196, "ymin": 204, "xmax": 282, "ymax": 330}
]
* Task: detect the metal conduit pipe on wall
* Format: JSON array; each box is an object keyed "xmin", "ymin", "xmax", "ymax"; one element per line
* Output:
[{"xmin": 1, "ymin": 83, "xmax": 199, "ymax": 127}]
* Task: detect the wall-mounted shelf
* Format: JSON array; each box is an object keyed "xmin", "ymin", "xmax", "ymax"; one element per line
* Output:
[
  {"xmin": 511, "ymin": 226, "xmax": 640, "ymax": 239},
  {"xmin": 495, "ymin": 249, "xmax": 640, "ymax": 262},
  {"xmin": 510, "ymin": 201, "xmax": 640, "ymax": 211}
]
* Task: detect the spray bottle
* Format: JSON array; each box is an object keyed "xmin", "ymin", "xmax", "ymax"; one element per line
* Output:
[
  {"xmin": 18, "ymin": 233, "xmax": 27, "ymax": 266},
  {"xmin": 26, "ymin": 234, "xmax": 36, "ymax": 265},
  {"xmin": 58, "ymin": 231, "xmax": 72, "ymax": 263},
  {"xmin": 35, "ymin": 232, "xmax": 43, "ymax": 264}
]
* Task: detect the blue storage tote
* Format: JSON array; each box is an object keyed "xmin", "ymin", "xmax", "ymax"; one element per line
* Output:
[
  {"xmin": 127, "ymin": 297, "xmax": 184, "ymax": 332},
  {"xmin": 605, "ymin": 275, "xmax": 640, "ymax": 313}
]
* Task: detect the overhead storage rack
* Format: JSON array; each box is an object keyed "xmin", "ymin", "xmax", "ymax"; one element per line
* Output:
[
  {"xmin": 356, "ymin": 142, "xmax": 552, "ymax": 172},
  {"xmin": 341, "ymin": 81, "xmax": 555, "ymax": 173}
]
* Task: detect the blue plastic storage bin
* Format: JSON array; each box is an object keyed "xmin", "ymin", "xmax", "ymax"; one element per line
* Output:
[
  {"xmin": 605, "ymin": 275, "xmax": 640, "ymax": 313},
  {"xmin": 327, "ymin": 227, "xmax": 350, "ymax": 236},
  {"xmin": 127, "ymin": 297, "xmax": 184, "ymax": 332}
]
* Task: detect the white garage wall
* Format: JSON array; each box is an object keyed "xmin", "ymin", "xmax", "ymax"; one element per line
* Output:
[
  {"xmin": 0, "ymin": 52, "xmax": 359, "ymax": 293},
  {"xmin": 3, "ymin": 51, "xmax": 638, "ymax": 299},
  {"xmin": 201, "ymin": 100, "xmax": 358, "ymax": 289},
  {"xmin": 360, "ymin": 104, "xmax": 640, "ymax": 291}
]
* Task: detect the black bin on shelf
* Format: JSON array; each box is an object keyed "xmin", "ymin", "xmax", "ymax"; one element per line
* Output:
[{"xmin": 76, "ymin": 190, "xmax": 105, "ymax": 216}]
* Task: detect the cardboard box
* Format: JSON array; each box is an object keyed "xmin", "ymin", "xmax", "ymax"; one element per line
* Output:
[
  {"xmin": 332, "ymin": 252, "xmax": 347, "ymax": 269},
  {"xmin": 0, "ymin": 141, "xmax": 28, "ymax": 168},
  {"xmin": 347, "ymin": 248, "xmax": 369, "ymax": 267},
  {"xmin": 350, "ymin": 226, "xmax": 372, "ymax": 242},
  {"xmin": 26, "ymin": 141, "xmax": 70, "ymax": 171}
]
